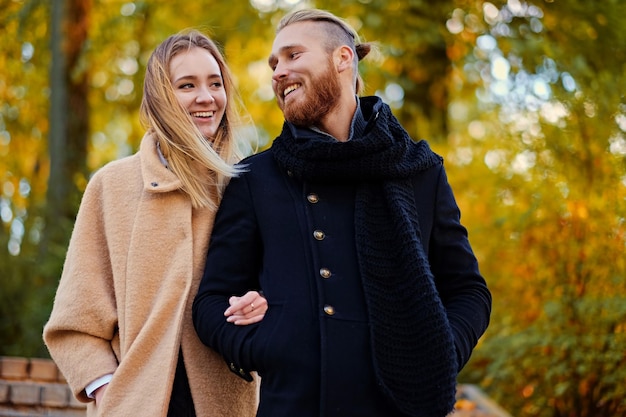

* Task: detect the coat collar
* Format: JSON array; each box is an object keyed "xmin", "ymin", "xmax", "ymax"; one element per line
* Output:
[{"xmin": 139, "ymin": 133, "xmax": 183, "ymax": 193}]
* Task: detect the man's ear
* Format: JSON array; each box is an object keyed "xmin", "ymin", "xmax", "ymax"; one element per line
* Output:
[{"xmin": 335, "ymin": 45, "xmax": 355, "ymax": 73}]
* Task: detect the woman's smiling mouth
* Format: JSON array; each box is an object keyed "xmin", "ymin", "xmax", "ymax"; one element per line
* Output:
[{"xmin": 191, "ymin": 111, "xmax": 215, "ymax": 118}]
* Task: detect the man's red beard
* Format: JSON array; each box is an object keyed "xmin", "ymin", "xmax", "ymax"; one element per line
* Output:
[{"xmin": 279, "ymin": 58, "xmax": 340, "ymax": 127}]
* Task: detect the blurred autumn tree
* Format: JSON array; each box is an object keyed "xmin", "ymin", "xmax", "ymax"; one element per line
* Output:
[
  {"xmin": 1, "ymin": 0, "xmax": 57, "ymax": 357},
  {"xmin": 1, "ymin": 0, "xmax": 625, "ymax": 416},
  {"xmin": 444, "ymin": 1, "xmax": 626, "ymax": 416}
]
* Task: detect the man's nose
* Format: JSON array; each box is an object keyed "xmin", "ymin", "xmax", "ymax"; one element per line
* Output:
[{"xmin": 272, "ymin": 62, "xmax": 288, "ymax": 81}]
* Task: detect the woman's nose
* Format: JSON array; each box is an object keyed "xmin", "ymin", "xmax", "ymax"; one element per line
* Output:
[{"xmin": 196, "ymin": 87, "xmax": 215, "ymax": 103}]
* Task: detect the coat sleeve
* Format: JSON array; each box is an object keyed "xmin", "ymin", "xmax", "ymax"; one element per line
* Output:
[
  {"xmin": 193, "ymin": 172, "xmax": 262, "ymax": 381},
  {"xmin": 428, "ymin": 165, "xmax": 492, "ymax": 371},
  {"xmin": 43, "ymin": 170, "xmax": 120, "ymax": 402}
]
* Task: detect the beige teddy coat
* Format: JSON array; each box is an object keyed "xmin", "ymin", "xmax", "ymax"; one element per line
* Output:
[{"xmin": 43, "ymin": 134, "xmax": 258, "ymax": 417}]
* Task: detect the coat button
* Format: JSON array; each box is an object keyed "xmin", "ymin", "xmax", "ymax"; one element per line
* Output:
[
  {"xmin": 319, "ymin": 268, "xmax": 331, "ymax": 279},
  {"xmin": 323, "ymin": 305, "xmax": 335, "ymax": 316},
  {"xmin": 313, "ymin": 230, "xmax": 325, "ymax": 240},
  {"xmin": 307, "ymin": 193, "xmax": 319, "ymax": 203}
]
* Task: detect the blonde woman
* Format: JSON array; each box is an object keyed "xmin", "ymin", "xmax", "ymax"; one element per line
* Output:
[{"xmin": 44, "ymin": 30, "xmax": 265, "ymax": 417}]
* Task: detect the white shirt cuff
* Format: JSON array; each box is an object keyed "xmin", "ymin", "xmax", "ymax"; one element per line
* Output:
[{"xmin": 85, "ymin": 374, "xmax": 114, "ymax": 399}]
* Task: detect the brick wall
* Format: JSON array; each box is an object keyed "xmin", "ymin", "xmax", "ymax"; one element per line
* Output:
[
  {"xmin": 0, "ymin": 356, "xmax": 511, "ymax": 417},
  {"xmin": 0, "ymin": 356, "xmax": 85, "ymax": 417}
]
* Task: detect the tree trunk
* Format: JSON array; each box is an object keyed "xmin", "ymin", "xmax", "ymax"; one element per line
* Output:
[{"xmin": 43, "ymin": 0, "xmax": 91, "ymax": 258}]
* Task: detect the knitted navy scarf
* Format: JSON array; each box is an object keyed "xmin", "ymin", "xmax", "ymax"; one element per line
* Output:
[{"xmin": 271, "ymin": 97, "xmax": 458, "ymax": 416}]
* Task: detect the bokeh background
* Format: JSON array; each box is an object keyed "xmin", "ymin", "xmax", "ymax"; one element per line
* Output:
[{"xmin": 1, "ymin": 1, "xmax": 625, "ymax": 415}]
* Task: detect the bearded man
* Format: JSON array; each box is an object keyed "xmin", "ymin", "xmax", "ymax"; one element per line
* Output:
[{"xmin": 193, "ymin": 8, "xmax": 492, "ymax": 417}]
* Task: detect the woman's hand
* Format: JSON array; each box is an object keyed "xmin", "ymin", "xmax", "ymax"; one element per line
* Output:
[
  {"xmin": 94, "ymin": 383, "xmax": 108, "ymax": 405},
  {"xmin": 224, "ymin": 291, "xmax": 267, "ymax": 325}
]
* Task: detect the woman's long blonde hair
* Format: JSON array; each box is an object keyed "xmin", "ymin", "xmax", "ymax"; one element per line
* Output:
[{"xmin": 140, "ymin": 29, "xmax": 248, "ymax": 209}]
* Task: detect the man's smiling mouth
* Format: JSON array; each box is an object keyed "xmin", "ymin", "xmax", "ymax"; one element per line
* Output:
[{"xmin": 284, "ymin": 84, "xmax": 301, "ymax": 97}]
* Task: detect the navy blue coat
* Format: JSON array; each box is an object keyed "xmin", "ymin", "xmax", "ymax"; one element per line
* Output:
[{"xmin": 193, "ymin": 147, "xmax": 491, "ymax": 417}]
